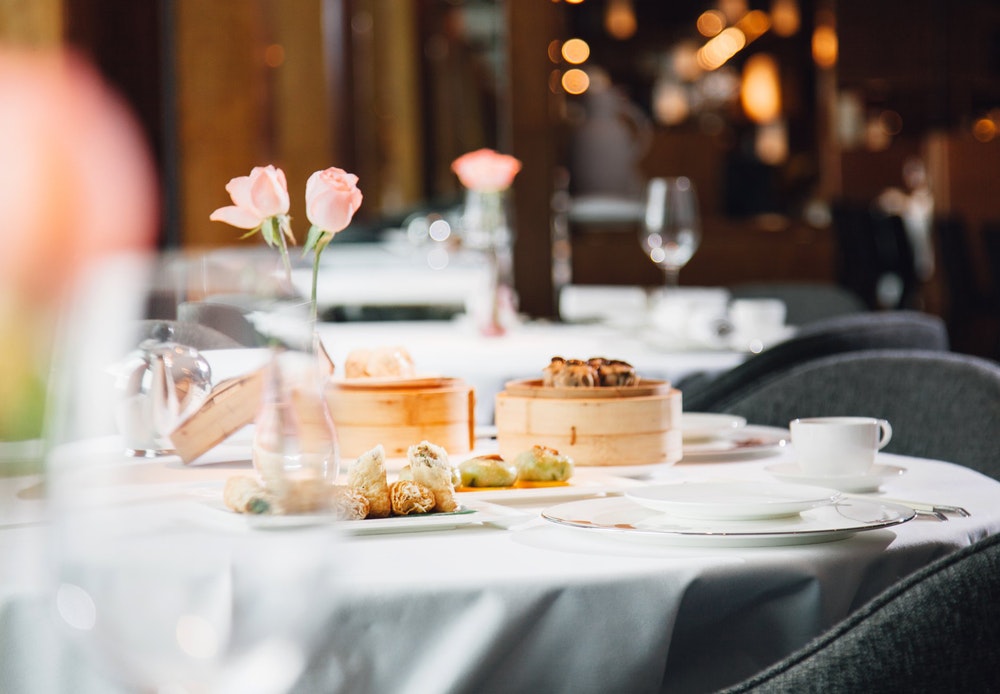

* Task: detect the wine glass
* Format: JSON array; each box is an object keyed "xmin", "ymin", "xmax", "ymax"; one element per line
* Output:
[{"xmin": 639, "ymin": 176, "xmax": 701, "ymax": 287}]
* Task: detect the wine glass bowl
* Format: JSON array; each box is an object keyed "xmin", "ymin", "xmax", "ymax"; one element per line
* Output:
[{"xmin": 639, "ymin": 176, "xmax": 701, "ymax": 286}]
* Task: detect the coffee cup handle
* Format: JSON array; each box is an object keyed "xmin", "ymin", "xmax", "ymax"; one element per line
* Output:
[{"xmin": 877, "ymin": 419, "xmax": 893, "ymax": 450}]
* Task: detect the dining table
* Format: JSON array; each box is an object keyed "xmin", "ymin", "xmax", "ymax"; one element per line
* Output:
[{"xmin": 3, "ymin": 413, "xmax": 999, "ymax": 694}]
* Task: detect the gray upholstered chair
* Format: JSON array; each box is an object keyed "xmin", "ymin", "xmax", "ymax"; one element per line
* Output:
[
  {"xmin": 715, "ymin": 349, "xmax": 1000, "ymax": 479},
  {"xmin": 719, "ymin": 531, "xmax": 1000, "ymax": 693},
  {"xmin": 680, "ymin": 311, "xmax": 949, "ymax": 413},
  {"xmin": 176, "ymin": 301, "xmax": 265, "ymax": 347}
]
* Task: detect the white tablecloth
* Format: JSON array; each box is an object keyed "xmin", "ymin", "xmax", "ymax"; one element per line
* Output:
[{"xmin": 4, "ymin": 438, "xmax": 999, "ymax": 694}]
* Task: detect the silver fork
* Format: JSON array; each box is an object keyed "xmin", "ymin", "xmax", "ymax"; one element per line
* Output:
[{"xmin": 844, "ymin": 494, "xmax": 971, "ymax": 519}]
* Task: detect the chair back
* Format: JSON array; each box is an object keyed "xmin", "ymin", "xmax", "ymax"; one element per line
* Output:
[
  {"xmin": 717, "ymin": 348, "xmax": 1000, "ymax": 477},
  {"xmin": 680, "ymin": 311, "xmax": 949, "ymax": 413},
  {"xmin": 177, "ymin": 301, "xmax": 265, "ymax": 347},
  {"xmin": 721, "ymin": 531, "xmax": 1000, "ymax": 692},
  {"xmin": 831, "ymin": 203, "xmax": 918, "ymax": 309}
]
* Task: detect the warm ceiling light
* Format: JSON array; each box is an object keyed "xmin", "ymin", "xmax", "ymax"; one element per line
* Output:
[
  {"xmin": 547, "ymin": 40, "xmax": 562, "ymax": 64},
  {"xmin": 561, "ymin": 68, "xmax": 591, "ymax": 94},
  {"xmin": 755, "ymin": 119, "xmax": 788, "ymax": 164},
  {"xmin": 604, "ymin": 0, "xmax": 637, "ymax": 40},
  {"xmin": 264, "ymin": 44, "xmax": 285, "ymax": 68},
  {"xmin": 561, "ymin": 38, "xmax": 591, "ymax": 64},
  {"xmin": 565, "ymin": 0, "xmax": 585, "ymax": 4},
  {"xmin": 696, "ymin": 26, "xmax": 746, "ymax": 71},
  {"xmin": 672, "ymin": 40, "xmax": 702, "ymax": 82},
  {"xmin": 879, "ymin": 110, "xmax": 903, "ymax": 136},
  {"xmin": 771, "ymin": 0, "xmax": 800, "ymax": 37},
  {"xmin": 653, "ymin": 80, "xmax": 690, "ymax": 125},
  {"xmin": 719, "ymin": 0, "xmax": 749, "ymax": 24},
  {"xmin": 736, "ymin": 10, "xmax": 771, "ymax": 43},
  {"xmin": 812, "ymin": 11, "xmax": 838, "ymax": 68},
  {"xmin": 973, "ymin": 117, "xmax": 996, "ymax": 143},
  {"xmin": 549, "ymin": 69, "xmax": 563, "ymax": 94},
  {"xmin": 696, "ymin": 9, "xmax": 726, "ymax": 37},
  {"xmin": 741, "ymin": 53, "xmax": 782, "ymax": 124}
]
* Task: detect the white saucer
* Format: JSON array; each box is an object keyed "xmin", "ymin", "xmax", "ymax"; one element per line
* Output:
[
  {"xmin": 681, "ymin": 425, "xmax": 788, "ymax": 462},
  {"xmin": 682, "ymin": 413, "xmax": 747, "ymax": 442},
  {"xmin": 626, "ymin": 481, "xmax": 841, "ymax": 520},
  {"xmin": 765, "ymin": 462, "xmax": 907, "ymax": 493}
]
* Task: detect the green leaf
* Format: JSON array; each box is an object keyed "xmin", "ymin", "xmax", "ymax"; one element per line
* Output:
[
  {"xmin": 304, "ymin": 223, "xmax": 327, "ymax": 254},
  {"xmin": 259, "ymin": 216, "xmax": 278, "ymax": 248}
]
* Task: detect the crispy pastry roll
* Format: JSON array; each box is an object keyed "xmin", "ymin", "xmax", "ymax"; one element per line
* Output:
[
  {"xmin": 389, "ymin": 480, "xmax": 436, "ymax": 515},
  {"xmin": 348, "ymin": 444, "xmax": 392, "ymax": 518},
  {"xmin": 407, "ymin": 440, "xmax": 459, "ymax": 512},
  {"xmin": 329, "ymin": 485, "xmax": 371, "ymax": 521}
]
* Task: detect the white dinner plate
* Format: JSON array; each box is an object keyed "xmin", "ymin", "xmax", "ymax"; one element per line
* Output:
[
  {"xmin": 541, "ymin": 496, "xmax": 915, "ymax": 547},
  {"xmin": 682, "ymin": 413, "xmax": 747, "ymax": 442},
  {"xmin": 455, "ymin": 469, "xmax": 641, "ymax": 503},
  {"xmin": 765, "ymin": 462, "xmax": 907, "ymax": 493},
  {"xmin": 625, "ymin": 481, "xmax": 841, "ymax": 520},
  {"xmin": 681, "ymin": 425, "xmax": 789, "ymax": 462}
]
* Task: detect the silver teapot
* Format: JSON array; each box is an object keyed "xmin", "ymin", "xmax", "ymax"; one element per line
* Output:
[{"xmin": 114, "ymin": 323, "xmax": 212, "ymax": 457}]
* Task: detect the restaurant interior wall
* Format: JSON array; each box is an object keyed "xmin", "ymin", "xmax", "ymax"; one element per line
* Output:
[{"xmin": 4, "ymin": 0, "xmax": 1000, "ymax": 354}]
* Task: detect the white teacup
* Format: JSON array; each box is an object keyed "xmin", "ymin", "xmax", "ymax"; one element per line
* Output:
[
  {"xmin": 729, "ymin": 298, "xmax": 787, "ymax": 338},
  {"xmin": 789, "ymin": 416, "xmax": 893, "ymax": 477}
]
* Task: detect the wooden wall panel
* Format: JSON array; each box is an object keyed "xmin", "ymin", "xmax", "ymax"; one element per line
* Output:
[
  {"xmin": 0, "ymin": 0, "xmax": 61, "ymax": 46},
  {"xmin": 507, "ymin": 1, "xmax": 562, "ymax": 318},
  {"xmin": 175, "ymin": 0, "xmax": 331, "ymax": 248}
]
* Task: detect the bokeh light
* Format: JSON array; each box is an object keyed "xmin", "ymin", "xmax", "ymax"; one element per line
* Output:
[
  {"xmin": 561, "ymin": 38, "xmax": 591, "ymax": 65},
  {"xmin": 697, "ymin": 10, "xmax": 726, "ymax": 38},
  {"xmin": 561, "ymin": 68, "xmax": 590, "ymax": 94}
]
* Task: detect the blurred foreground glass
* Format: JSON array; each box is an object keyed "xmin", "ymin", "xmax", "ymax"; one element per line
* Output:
[
  {"xmin": 44, "ymin": 251, "xmax": 350, "ymax": 692},
  {"xmin": 639, "ymin": 177, "xmax": 702, "ymax": 287}
]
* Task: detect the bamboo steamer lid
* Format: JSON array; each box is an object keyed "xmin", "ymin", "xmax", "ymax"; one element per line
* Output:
[{"xmin": 495, "ymin": 379, "xmax": 682, "ymax": 467}]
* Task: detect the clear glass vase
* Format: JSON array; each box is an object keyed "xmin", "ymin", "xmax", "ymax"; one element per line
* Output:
[
  {"xmin": 251, "ymin": 321, "xmax": 339, "ymax": 508},
  {"xmin": 461, "ymin": 189, "xmax": 517, "ymax": 336}
]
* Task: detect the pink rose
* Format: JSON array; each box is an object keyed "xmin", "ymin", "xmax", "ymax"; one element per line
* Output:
[
  {"xmin": 305, "ymin": 167, "xmax": 363, "ymax": 234},
  {"xmin": 210, "ymin": 165, "xmax": 290, "ymax": 229},
  {"xmin": 451, "ymin": 148, "xmax": 522, "ymax": 193}
]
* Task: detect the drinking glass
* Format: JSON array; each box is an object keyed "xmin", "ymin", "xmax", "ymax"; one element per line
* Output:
[
  {"xmin": 639, "ymin": 176, "xmax": 701, "ymax": 287},
  {"xmin": 44, "ymin": 250, "xmax": 353, "ymax": 692}
]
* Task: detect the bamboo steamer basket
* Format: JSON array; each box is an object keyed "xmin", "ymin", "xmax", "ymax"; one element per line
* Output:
[
  {"xmin": 494, "ymin": 378, "xmax": 682, "ymax": 467},
  {"xmin": 326, "ymin": 377, "xmax": 475, "ymax": 458}
]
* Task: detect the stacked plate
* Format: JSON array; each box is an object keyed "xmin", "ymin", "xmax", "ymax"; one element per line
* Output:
[
  {"xmin": 541, "ymin": 480, "xmax": 915, "ymax": 547},
  {"xmin": 681, "ymin": 413, "xmax": 789, "ymax": 462}
]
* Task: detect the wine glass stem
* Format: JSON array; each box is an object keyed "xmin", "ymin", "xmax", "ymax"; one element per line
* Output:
[{"xmin": 663, "ymin": 266, "xmax": 680, "ymax": 287}]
